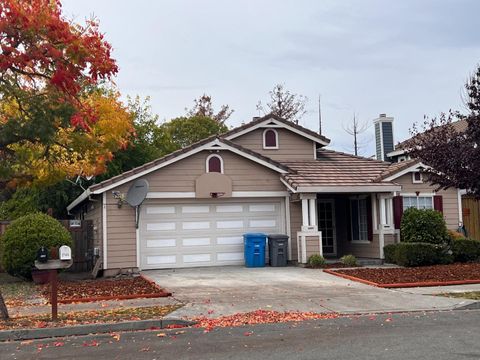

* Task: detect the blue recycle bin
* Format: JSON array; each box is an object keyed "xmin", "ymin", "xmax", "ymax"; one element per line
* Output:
[{"xmin": 243, "ymin": 233, "xmax": 267, "ymax": 268}]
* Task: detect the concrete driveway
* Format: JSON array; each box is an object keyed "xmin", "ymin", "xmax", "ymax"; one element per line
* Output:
[{"xmin": 143, "ymin": 266, "xmax": 477, "ymax": 319}]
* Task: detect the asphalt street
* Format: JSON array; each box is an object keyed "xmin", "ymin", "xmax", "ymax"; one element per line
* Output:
[{"xmin": 1, "ymin": 309, "xmax": 479, "ymax": 360}]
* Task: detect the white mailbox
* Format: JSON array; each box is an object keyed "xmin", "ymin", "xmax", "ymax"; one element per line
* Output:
[{"xmin": 59, "ymin": 245, "xmax": 72, "ymax": 261}]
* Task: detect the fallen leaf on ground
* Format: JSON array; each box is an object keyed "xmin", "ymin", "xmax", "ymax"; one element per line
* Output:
[{"xmin": 193, "ymin": 310, "xmax": 339, "ymax": 329}]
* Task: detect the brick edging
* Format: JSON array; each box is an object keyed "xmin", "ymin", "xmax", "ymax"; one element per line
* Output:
[{"xmin": 324, "ymin": 269, "xmax": 480, "ymax": 288}]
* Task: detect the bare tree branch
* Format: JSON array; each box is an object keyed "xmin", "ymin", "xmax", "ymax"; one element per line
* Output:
[{"xmin": 257, "ymin": 84, "xmax": 307, "ymax": 124}]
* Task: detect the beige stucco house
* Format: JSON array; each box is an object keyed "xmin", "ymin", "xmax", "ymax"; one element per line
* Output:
[{"xmin": 67, "ymin": 114, "xmax": 463, "ymax": 275}]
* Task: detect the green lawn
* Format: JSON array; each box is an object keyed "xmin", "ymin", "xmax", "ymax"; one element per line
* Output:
[{"xmin": 441, "ymin": 291, "xmax": 480, "ymax": 300}]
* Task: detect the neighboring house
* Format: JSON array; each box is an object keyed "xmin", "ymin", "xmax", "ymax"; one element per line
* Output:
[
  {"xmin": 67, "ymin": 114, "xmax": 461, "ymax": 275},
  {"xmin": 384, "ymin": 117, "xmax": 475, "ymax": 239}
]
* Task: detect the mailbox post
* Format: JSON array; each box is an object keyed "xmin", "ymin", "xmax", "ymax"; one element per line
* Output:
[{"xmin": 35, "ymin": 246, "xmax": 72, "ymax": 321}]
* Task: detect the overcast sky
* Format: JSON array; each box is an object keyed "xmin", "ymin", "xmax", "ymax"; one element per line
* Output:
[{"xmin": 63, "ymin": 0, "xmax": 480, "ymax": 156}]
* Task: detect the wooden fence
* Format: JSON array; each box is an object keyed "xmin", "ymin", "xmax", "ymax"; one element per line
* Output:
[{"xmin": 462, "ymin": 196, "xmax": 480, "ymax": 240}]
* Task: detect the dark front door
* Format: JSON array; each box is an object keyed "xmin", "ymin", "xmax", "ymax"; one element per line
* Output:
[{"xmin": 317, "ymin": 199, "xmax": 337, "ymax": 256}]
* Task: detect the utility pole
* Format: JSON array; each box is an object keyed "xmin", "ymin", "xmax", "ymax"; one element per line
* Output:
[
  {"xmin": 353, "ymin": 113, "xmax": 358, "ymax": 156},
  {"xmin": 318, "ymin": 94, "xmax": 322, "ymax": 135}
]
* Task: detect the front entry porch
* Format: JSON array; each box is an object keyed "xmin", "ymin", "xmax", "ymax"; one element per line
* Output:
[{"xmin": 295, "ymin": 192, "xmax": 398, "ymax": 263}]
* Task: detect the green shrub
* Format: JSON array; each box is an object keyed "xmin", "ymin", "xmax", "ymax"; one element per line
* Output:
[
  {"xmin": 401, "ymin": 208, "xmax": 449, "ymax": 245},
  {"xmin": 0, "ymin": 213, "xmax": 72, "ymax": 279},
  {"xmin": 382, "ymin": 242, "xmax": 452, "ymax": 267},
  {"xmin": 384, "ymin": 244, "xmax": 397, "ymax": 264},
  {"xmin": 340, "ymin": 254, "xmax": 357, "ymax": 267},
  {"xmin": 307, "ymin": 254, "xmax": 325, "ymax": 267},
  {"xmin": 451, "ymin": 238, "xmax": 480, "ymax": 262}
]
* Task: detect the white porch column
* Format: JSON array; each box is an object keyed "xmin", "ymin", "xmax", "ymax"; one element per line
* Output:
[
  {"xmin": 297, "ymin": 193, "xmax": 322, "ymax": 263},
  {"xmin": 308, "ymin": 198, "xmax": 317, "ymax": 230},
  {"xmin": 301, "ymin": 198, "xmax": 309, "ymax": 228}
]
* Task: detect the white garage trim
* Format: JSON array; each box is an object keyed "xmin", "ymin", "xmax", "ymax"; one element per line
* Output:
[
  {"xmin": 139, "ymin": 197, "xmax": 287, "ymax": 270},
  {"xmin": 285, "ymin": 195, "xmax": 292, "ymax": 261},
  {"xmin": 102, "ymin": 192, "xmax": 108, "ymax": 269}
]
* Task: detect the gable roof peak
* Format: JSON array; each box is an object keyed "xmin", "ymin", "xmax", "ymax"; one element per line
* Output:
[{"xmin": 223, "ymin": 113, "xmax": 331, "ymax": 145}]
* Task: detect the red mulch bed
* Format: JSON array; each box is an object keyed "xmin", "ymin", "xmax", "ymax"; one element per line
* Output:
[
  {"xmin": 41, "ymin": 276, "xmax": 171, "ymax": 303},
  {"xmin": 328, "ymin": 263, "xmax": 480, "ymax": 288}
]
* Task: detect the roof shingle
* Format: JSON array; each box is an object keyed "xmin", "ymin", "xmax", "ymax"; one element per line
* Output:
[{"xmin": 281, "ymin": 149, "xmax": 395, "ymax": 188}]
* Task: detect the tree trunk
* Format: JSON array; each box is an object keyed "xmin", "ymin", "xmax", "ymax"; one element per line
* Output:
[{"xmin": 0, "ymin": 291, "xmax": 9, "ymax": 320}]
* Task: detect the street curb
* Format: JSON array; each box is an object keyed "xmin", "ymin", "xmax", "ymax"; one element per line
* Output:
[
  {"xmin": 0, "ymin": 318, "xmax": 195, "ymax": 342},
  {"xmin": 323, "ymin": 269, "xmax": 480, "ymax": 288}
]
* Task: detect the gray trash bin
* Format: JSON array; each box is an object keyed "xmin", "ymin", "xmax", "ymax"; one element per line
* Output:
[{"xmin": 268, "ymin": 234, "xmax": 289, "ymax": 267}]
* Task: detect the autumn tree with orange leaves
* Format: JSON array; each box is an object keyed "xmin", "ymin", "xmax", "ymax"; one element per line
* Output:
[{"xmin": 0, "ymin": 0, "xmax": 133, "ymax": 188}]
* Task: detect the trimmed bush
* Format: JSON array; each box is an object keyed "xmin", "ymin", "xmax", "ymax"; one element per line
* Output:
[
  {"xmin": 382, "ymin": 242, "xmax": 452, "ymax": 267},
  {"xmin": 384, "ymin": 244, "xmax": 397, "ymax": 264},
  {"xmin": 340, "ymin": 254, "xmax": 357, "ymax": 267},
  {"xmin": 401, "ymin": 208, "xmax": 449, "ymax": 245},
  {"xmin": 0, "ymin": 213, "xmax": 72, "ymax": 279},
  {"xmin": 307, "ymin": 254, "xmax": 325, "ymax": 267},
  {"xmin": 451, "ymin": 238, "xmax": 480, "ymax": 262}
]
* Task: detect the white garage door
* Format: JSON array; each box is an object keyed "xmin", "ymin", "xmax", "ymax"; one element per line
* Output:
[{"xmin": 139, "ymin": 198, "xmax": 284, "ymax": 269}]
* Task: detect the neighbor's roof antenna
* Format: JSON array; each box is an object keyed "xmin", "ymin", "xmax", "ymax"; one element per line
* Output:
[{"xmin": 318, "ymin": 94, "xmax": 322, "ymax": 135}]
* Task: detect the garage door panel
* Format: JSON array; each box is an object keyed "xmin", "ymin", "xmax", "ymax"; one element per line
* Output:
[{"xmin": 140, "ymin": 199, "xmax": 283, "ymax": 269}]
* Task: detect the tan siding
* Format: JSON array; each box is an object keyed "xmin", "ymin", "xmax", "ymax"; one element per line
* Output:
[
  {"xmin": 106, "ymin": 190, "xmax": 137, "ymax": 269},
  {"xmin": 343, "ymin": 234, "xmax": 380, "ymax": 258},
  {"xmin": 140, "ymin": 150, "xmax": 285, "ymax": 193},
  {"xmin": 290, "ymin": 201, "xmax": 302, "ymax": 261},
  {"xmin": 395, "ymin": 173, "xmax": 460, "ymax": 229},
  {"xmin": 232, "ymin": 128, "xmax": 316, "ymax": 160},
  {"xmin": 384, "ymin": 233, "xmax": 396, "ymax": 246}
]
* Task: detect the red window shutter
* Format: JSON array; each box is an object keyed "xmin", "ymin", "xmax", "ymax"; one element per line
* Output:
[
  {"xmin": 367, "ymin": 196, "xmax": 373, "ymax": 241},
  {"xmin": 208, "ymin": 156, "xmax": 221, "ymax": 173},
  {"xmin": 393, "ymin": 196, "xmax": 403, "ymax": 229},
  {"xmin": 264, "ymin": 130, "xmax": 277, "ymax": 147},
  {"xmin": 434, "ymin": 195, "xmax": 443, "ymax": 213}
]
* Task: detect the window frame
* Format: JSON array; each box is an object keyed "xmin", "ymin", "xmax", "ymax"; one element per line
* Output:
[
  {"xmin": 263, "ymin": 128, "xmax": 279, "ymax": 149},
  {"xmin": 412, "ymin": 171, "xmax": 423, "ymax": 184},
  {"xmin": 349, "ymin": 196, "xmax": 370, "ymax": 243},
  {"xmin": 402, "ymin": 195, "xmax": 434, "ymax": 211},
  {"xmin": 379, "ymin": 195, "xmax": 393, "ymax": 230},
  {"xmin": 206, "ymin": 154, "xmax": 224, "ymax": 174}
]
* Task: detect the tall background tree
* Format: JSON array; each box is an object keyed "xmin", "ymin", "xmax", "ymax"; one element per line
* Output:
[
  {"xmin": 0, "ymin": 0, "xmax": 133, "ymax": 188},
  {"xmin": 256, "ymin": 84, "xmax": 307, "ymax": 124},
  {"xmin": 342, "ymin": 113, "xmax": 370, "ymax": 156},
  {"xmin": 186, "ymin": 94, "xmax": 233, "ymax": 124},
  {"xmin": 407, "ymin": 64, "xmax": 480, "ymax": 197}
]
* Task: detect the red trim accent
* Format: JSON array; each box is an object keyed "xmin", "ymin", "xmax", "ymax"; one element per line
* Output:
[
  {"xmin": 434, "ymin": 195, "xmax": 443, "ymax": 213},
  {"xmin": 393, "ymin": 196, "xmax": 403, "ymax": 229},
  {"xmin": 58, "ymin": 292, "xmax": 171, "ymax": 304},
  {"xmin": 324, "ymin": 269, "xmax": 480, "ymax": 288}
]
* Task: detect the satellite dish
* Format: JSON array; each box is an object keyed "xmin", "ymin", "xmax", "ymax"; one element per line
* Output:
[{"xmin": 126, "ymin": 179, "xmax": 149, "ymax": 207}]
